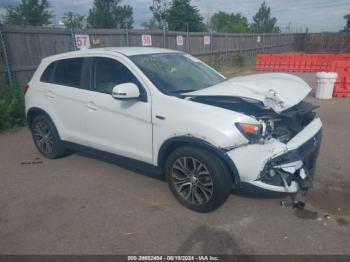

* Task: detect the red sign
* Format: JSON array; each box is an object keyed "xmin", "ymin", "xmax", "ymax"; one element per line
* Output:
[{"xmin": 142, "ymin": 35, "xmax": 152, "ymax": 46}]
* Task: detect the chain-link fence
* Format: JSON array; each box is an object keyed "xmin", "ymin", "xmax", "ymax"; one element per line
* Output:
[{"xmin": 0, "ymin": 25, "xmax": 348, "ymax": 88}]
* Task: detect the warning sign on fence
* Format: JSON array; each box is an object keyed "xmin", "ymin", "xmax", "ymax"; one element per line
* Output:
[
  {"xmin": 176, "ymin": 35, "xmax": 184, "ymax": 46},
  {"xmin": 141, "ymin": 35, "xmax": 152, "ymax": 46},
  {"xmin": 75, "ymin": 34, "xmax": 91, "ymax": 50},
  {"xmin": 204, "ymin": 35, "xmax": 211, "ymax": 45}
]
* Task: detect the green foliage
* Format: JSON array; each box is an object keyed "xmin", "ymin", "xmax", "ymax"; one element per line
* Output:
[
  {"xmin": 141, "ymin": 18, "xmax": 159, "ymax": 30},
  {"xmin": 343, "ymin": 13, "xmax": 350, "ymax": 32},
  {"xmin": 166, "ymin": 0, "xmax": 205, "ymax": 32},
  {"xmin": 211, "ymin": 11, "xmax": 250, "ymax": 33},
  {"xmin": 0, "ymin": 86, "xmax": 25, "ymax": 132},
  {"xmin": 205, "ymin": 55, "xmax": 255, "ymax": 77},
  {"xmin": 87, "ymin": 0, "xmax": 133, "ymax": 29},
  {"xmin": 4, "ymin": 0, "xmax": 52, "ymax": 26},
  {"xmin": 250, "ymin": 1, "xmax": 280, "ymax": 33},
  {"xmin": 149, "ymin": 0, "xmax": 169, "ymax": 29},
  {"xmin": 62, "ymin": 12, "xmax": 87, "ymax": 29}
]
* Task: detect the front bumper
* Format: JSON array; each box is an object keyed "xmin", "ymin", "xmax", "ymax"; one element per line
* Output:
[{"xmin": 227, "ymin": 117, "xmax": 322, "ymax": 193}]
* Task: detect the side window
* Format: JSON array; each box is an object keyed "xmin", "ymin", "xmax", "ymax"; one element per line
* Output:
[
  {"xmin": 52, "ymin": 58, "xmax": 83, "ymax": 88},
  {"xmin": 93, "ymin": 57, "xmax": 141, "ymax": 94},
  {"xmin": 40, "ymin": 62, "xmax": 56, "ymax": 83}
]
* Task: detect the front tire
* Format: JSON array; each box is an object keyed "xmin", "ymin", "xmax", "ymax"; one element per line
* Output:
[
  {"xmin": 30, "ymin": 114, "xmax": 68, "ymax": 159},
  {"xmin": 165, "ymin": 146, "xmax": 233, "ymax": 212}
]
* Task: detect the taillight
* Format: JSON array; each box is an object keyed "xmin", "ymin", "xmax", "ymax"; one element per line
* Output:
[{"xmin": 22, "ymin": 84, "xmax": 29, "ymax": 95}]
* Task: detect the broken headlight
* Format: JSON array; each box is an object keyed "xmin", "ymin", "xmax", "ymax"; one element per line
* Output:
[{"xmin": 235, "ymin": 123, "xmax": 263, "ymax": 143}]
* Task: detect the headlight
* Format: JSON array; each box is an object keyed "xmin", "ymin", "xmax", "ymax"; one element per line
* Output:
[{"xmin": 235, "ymin": 123, "xmax": 263, "ymax": 143}]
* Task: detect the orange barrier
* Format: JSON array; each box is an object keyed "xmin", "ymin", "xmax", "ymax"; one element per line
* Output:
[
  {"xmin": 255, "ymin": 53, "xmax": 350, "ymax": 72},
  {"xmin": 255, "ymin": 53, "xmax": 350, "ymax": 97},
  {"xmin": 330, "ymin": 60, "xmax": 350, "ymax": 97}
]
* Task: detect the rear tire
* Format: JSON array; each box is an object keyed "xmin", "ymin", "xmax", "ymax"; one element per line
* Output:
[
  {"xmin": 30, "ymin": 114, "xmax": 68, "ymax": 159},
  {"xmin": 165, "ymin": 146, "xmax": 233, "ymax": 212}
]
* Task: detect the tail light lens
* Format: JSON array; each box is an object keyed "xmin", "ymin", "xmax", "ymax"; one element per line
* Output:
[{"xmin": 22, "ymin": 84, "xmax": 29, "ymax": 95}]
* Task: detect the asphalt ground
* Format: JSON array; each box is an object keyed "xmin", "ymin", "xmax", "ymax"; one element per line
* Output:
[{"xmin": 0, "ymin": 72, "xmax": 349, "ymax": 254}]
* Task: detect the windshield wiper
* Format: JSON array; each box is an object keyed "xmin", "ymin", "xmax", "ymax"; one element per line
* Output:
[{"xmin": 169, "ymin": 89, "xmax": 197, "ymax": 94}]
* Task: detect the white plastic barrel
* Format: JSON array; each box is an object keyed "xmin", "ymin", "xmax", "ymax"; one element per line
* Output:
[{"xmin": 315, "ymin": 72, "xmax": 337, "ymax": 99}]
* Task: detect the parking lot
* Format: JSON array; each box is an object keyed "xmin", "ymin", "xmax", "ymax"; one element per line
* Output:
[{"xmin": 0, "ymin": 72, "xmax": 349, "ymax": 255}]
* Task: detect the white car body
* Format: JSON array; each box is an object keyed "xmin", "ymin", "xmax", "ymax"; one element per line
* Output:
[{"xmin": 25, "ymin": 47, "xmax": 322, "ymax": 197}]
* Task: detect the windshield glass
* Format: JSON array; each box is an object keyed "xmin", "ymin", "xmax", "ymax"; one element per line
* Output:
[{"xmin": 130, "ymin": 53, "xmax": 225, "ymax": 94}]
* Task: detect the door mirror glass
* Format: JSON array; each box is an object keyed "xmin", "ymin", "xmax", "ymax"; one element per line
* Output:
[{"xmin": 112, "ymin": 83, "xmax": 140, "ymax": 100}]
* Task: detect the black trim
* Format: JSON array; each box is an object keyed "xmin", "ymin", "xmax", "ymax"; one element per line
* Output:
[
  {"xmin": 157, "ymin": 136, "xmax": 240, "ymax": 185},
  {"xmin": 62, "ymin": 141, "xmax": 162, "ymax": 176},
  {"xmin": 26, "ymin": 107, "xmax": 55, "ymax": 128}
]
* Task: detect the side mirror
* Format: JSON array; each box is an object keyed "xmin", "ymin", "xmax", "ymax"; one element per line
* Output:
[{"xmin": 112, "ymin": 83, "xmax": 140, "ymax": 100}]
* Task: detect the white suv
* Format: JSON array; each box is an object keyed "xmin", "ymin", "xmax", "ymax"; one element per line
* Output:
[{"xmin": 24, "ymin": 47, "xmax": 322, "ymax": 212}]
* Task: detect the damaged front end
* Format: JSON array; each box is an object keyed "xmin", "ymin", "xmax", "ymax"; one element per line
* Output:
[
  {"xmin": 260, "ymin": 130, "xmax": 321, "ymax": 192},
  {"xmin": 190, "ymin": 95, "xmax": 318, "ymax": 144},
  {"xmin": 190, "ymin": 95, "xmax": 322, "ymax": 194}
]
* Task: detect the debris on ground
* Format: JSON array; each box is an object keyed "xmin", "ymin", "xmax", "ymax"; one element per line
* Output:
[
  {"xmin": 280, "ymin": 200, "xmax": 288, "ymax": 208},
  {"xmin": 293, "ymin": 201, "xmax": 305, "ymax": 210},
  {"xmin": 324, "ymin": 214, "xmax": 332, "ymax": 220}
]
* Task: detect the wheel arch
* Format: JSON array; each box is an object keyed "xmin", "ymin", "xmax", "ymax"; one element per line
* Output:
[
  {"xmin": 26, "ymin": 107, "xmax": 54, "ymax": 128},
  {"xmin": 157, "ymin": 136, "xmax": 240, "ymax": 185}
]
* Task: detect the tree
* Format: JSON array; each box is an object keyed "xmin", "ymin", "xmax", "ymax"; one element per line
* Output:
[
  {"xmin": 87, "ymin": 0, "xmax": 133, "ymax": 29},
  {"xmin": 4, "ymin": 0, "xmax": 52, "ymax": 26},
  {"xmin": 343, "ymin": 13, "xmax": 350, "ymax": 32},
  {"xmin": 166, "ymin": 0, "xmax": 205, "ymax": 32},
  {"xmin": 250, "ymin": 2, "xmax": 280, "ymax": 33},
  {"xmin": 210, "ymin": 11, "xmax": 250, "ymax": 33},
  {"xmin": 149, "ymin": 0, "xmax": 169, "ymax": 29},
  {"xmin": 62, "ymin": 12, "xmax": 87, "ymax": 29},
  {"xmin": 141, "ymin": 18, "xmax": 159, "ymax": 30}
]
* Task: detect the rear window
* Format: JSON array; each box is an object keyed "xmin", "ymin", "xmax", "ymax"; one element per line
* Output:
[
  {"xmin": 40, "ymin": 58, "xmax": 83, "ymax": 88},
  {"xmin": 40, "ymin": 62, "xmax": 55, "ymax": 83},
  {"xmin": 53, "ymin": 58, "xmax": 83, "ymax": 88}
]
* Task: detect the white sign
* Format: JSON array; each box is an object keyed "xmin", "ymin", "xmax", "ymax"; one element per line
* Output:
[
  {"xmin": 204, "ymin": 35, "xmax": 211, "ymax": 45},
  {"xmin": 141, "ymin": 35, "xmax": 152, "ymax": 46},
  {"xmin": 257, "ymin": 36, "xmax": 261, "ymax": 42},
  {"xmin": 176, "ymin": 35, "xmax": 184, "ymax": 46},
  {"xmin": 75, "ymin": 34, "xmax": 91, "ymax": 50}
]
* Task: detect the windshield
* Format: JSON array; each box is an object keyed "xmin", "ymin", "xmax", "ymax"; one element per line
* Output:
[{"xmin": 130, "ymin": 53, "xmax": 225, "ymax": 95}]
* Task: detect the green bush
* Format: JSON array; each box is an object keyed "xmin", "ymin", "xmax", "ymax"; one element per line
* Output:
[{"xmin": 0, "ymin": 86, "xmax": 26, "ymax": 132}]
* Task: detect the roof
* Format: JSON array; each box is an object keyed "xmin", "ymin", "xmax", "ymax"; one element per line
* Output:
[
  {"xmin": 42, "ymin": 47, "xmax": 182, "ymax": 62},
  {"xmin": 102, "ymin": 47, "xmax": 181, "ymax": 56}
]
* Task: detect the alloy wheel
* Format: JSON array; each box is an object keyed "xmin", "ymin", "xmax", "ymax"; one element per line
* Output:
[
  {"xmin": 33, "ymin": 121, "xmax": 54, "ymax": 154},
  {"xmin": 171, "ymin": 157, "xmax": 214, "ymax": 205}
]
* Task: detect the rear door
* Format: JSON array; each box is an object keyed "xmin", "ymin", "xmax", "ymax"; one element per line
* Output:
[
  {"xmin": 41, "ymin": 57, "xmax": 90, "ymax": 144},
  {"xmin": 84, "ymin": 56, "xmax": 153, "ymax": 163}
]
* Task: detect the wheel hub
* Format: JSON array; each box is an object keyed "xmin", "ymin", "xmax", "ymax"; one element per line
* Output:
[{"xmin": 171, "ymin": 157, "xmax": 213, "ymax": 205}]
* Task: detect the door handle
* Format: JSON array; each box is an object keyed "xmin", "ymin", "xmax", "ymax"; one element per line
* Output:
[
  {"xmin": 85, "ymin": 101, "xmax": 98, "ymax": 111},
  {"xmin": 45, "ymin": 91, "xmax": 55, "ymax": 99}
]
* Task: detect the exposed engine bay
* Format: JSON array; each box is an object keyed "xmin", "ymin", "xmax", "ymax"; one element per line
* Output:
[{"xmin": 189, "ymin": 96, "xmax": 318, "ymax": 143}]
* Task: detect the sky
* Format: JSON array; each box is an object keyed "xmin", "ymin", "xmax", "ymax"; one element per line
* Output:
[{"xmin": 0, "ymin": 0, "xmax": 349, "ymax": 32}]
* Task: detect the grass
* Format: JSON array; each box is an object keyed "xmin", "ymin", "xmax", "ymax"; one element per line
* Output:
[
  {"xmin": 205, "ymin": 55, "xmax": 256, "ymax": 77},
  {"xmin": 0, "ymin": 85, "xmax": 26, "ymax": 132}
]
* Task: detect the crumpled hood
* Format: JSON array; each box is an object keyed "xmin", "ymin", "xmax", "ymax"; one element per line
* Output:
[{"xmin": 184, "ymin": 73, "xmax": 312, "ymax": 113}]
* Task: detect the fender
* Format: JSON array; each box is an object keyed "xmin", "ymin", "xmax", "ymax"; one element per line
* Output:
[
  {"xmin": 157, "ymin": 135, "xmax": 241, "ymax": 185},
  {"xmin": 26, "ymin": 107, "xmax": 53, "ymax": 127}
]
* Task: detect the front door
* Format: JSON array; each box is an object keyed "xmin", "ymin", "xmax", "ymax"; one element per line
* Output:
[{"xmin": 84, "ymin": 56, "xmax": 153, "ymax": 163}]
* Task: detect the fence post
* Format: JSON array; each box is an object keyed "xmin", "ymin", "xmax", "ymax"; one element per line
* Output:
[
  {"xmin": 225, "ymin": 33, "xmax": 228, "ymax": 60},
  {"xmin": 163, "ymin": 26, "xmax": 167, "ymax": 48},
  {"xmin": 0, "ymin": 26, "xmax": 13, "ymax": 87},
  {"xmin": 210, "ymin": 31, "xmax": 213, "ymax": 59},
  {"xmin": 186, "ymin": 28, "xmax": 190, "ymax": 53},
  {"xmin": 125, "ymin": 28, "xmax": 129, "ymax": 47},
  {"xmin": 70, "ymin": 27, "xmax": 77, "ymax": 51}
]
